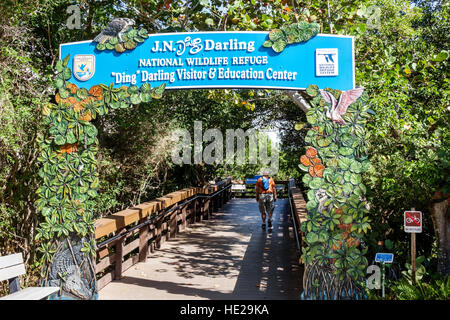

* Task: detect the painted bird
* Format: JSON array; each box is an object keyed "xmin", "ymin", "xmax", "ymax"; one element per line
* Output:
[
  {"xmin": 93, "ymin": 18, "xmax": 135, "ymax": 44},
  {"xmin": 319, "ymin": 53, "xmax": 336, "ymax": 63},
  {"xmin": 320, "ymin": 88, "xmax": 364, "ymax": 125}
]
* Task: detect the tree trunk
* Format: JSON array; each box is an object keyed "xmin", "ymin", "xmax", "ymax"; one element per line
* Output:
[{"xmin": 429, "ymin": 196, "xmax": 450, "ymax": 276}]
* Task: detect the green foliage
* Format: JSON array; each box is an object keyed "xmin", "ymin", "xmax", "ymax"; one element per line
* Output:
[
  {"xmin": 264, "ymin": 21, "xmax": 319, "ymax": 53},
  {"xmin": 299, "ymin": 85, "xmax": 372, "ymax": 297},
  {"xmin": 389, "ymin": 276, "xmax": 450, "ymax": 300},
  {"xmin": 35, "ymin": 52, "xmax": 167, "ymax": 275}
]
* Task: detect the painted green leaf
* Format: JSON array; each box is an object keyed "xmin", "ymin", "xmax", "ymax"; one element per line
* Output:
[
  {"xmin": 55, "ymin": 60, "xmax": 64, "ymax": 73},
  {"xmin": 59, "ymin": 88, "xmax": 70, "ymax": 99},
  {"xmin": 262, "ymin": 40, "xmax": 273, "ymax": 48},
  {"xmin": 155, "ymin": 83, "xmax": 166, "ymax": 95},
  {"xmin": 109, "ymin": 37, "xmax": 119, "ymax": 45},
  {"xmin": 128, "ymin": 85, "xmax": 139, "ymax": 94},
  {"xmin": 350, "ymin": 173, "xmax": 362, "ymax": 185},
  {"xmin": 306, "ymin": 232, "xmax": 319, "ymax": 243},
  {"xmin": 109, "ymin": 101, "xmax": 120, "ymax": 109},
  {"xmin": 130, "ymin": 93, "xmax": 141, "ymax": 105},
  {"xmin": 54, "ymin": 135, "xmax": 66, "ymax": 145},
  {"xmin": 306, "ymin": 113, "xmax": 318, "ymax": 125},
  {"xmin": 342, "ymin": 215, "xmax": 353, "ymax": 224},
  {"xmin": 140, "ymin": 92, "xmax": 152, "ymax": 103},
  {"xmin": 306, "ymin": 84, "xmax": 319, "ymax": 97},
  {"xmin": 120, "ymin": 101, "xmax": 129, "ymax": 109},
  {"xmin": 134, "ymin": 36, "xmax": 145, "ymax": 43},
  {"xmin": 318, "ymin": 231, "xmax": 329, "ymax": 242},
  {"xmin": 298, "ymin": 163, "xmax": 309, "ymax": 172},
  {"xmin": 350, "ymin": 160, "xmax": 362, "ymax": 173},
  {"xmin": 77, "ymin": 88, "xmax": 89, "ymax": 100},
  {"xmin": 306, "ymin": 199, "xmax": 318, "ymax": 211},
  {"xmin": 307, "ymin": 190, "xmax": 316, "ymax": 201},
  {"xmin": 339, "ymin": 147, "xmax": 354, "ymax": 156},
  {"xmin": 63, "ymin": 68, "xmax": 72, "ymax": 80},
  {"xmin": 127, "ymin": 29, "xmax": 138, "ymax": 38},
  {"xmin": 343, "ymin": 183, "xmax": 353, "ymax": 194},
  {"xmin": 302, "ymin": 173, "xmax": 312, "ymax": 185},
  {"xmin": 268, "ymin": 29, "xmax": 283, "ymax": 41},
  {"xmin": 138, "ymin": 28, "xmax": 149, "ymax": 38},
  {"xmin": 55, "ymin": 78, "xmax": 65, "ymax": 89},
  {"xmin": 272, "ymin": 39, "xmax": 287, "ymax": 53},
  {"xmin": 66, "ymin": 131, "xmax": 77, "ymax": 144},
  {"xmin": 96, "ymin": 43, "xmax": 106, "ymax": 51},
  {"xmin": 62, "ymin": 54, "xmax": 70, "ymax": 67},
  {"xmin": 317, "ymin": 137, "xmax": 331, "ymax": 147},
  {"xmin": 309, "ymin": 177, "xmax": 322, "ymax": 189},
  {"xmin": 106, "ymin": 43, "xmax": 115, "ymax": 50}
]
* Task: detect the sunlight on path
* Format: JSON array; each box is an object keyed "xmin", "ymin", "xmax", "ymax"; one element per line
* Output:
[{"xmin": 99, "ymin": 198, "xmax": 302, "ymax": 300}]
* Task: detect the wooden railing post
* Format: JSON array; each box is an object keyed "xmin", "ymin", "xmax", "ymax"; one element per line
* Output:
[
  {"xmin": 138, "ymin": 218, "xmax": 148, "ymax": 263},
  {"xmin": 180, "ymin": 205, "xmax": 187, "ymax": 232},
  {"xmin": 114, "ymin": 232, "xmax": 125, "ymax": 280},
  {"xmin": 155, "ymin": 216, "xmax": 163, "ymax": 249},
  {"xmin": 169, "ymin": 207, "xmax": 177, "ymax": 239}
]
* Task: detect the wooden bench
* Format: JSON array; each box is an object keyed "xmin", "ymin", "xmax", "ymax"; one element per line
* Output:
[{"xmin": 0, "ymin": 253, "xmax": 59, "ymax": 300}]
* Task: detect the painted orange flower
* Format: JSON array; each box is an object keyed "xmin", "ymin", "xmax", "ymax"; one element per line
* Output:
[
  {"xmin": 300, "ymin": 147, "xmax": 325, "ymax": 177},
  {"xmin": 79, "ymin": 110, "xmax": 93, "ymax": 122},
  {"xmin": 59, "ymin": 143, "xmax": 78, "ymax": 154},
  {"xmin": 66, "ymin": 83, "xmax": 79, "ymax": 94},
  {"xmin": 89, "ymin": 85, "xmax": 103, "ymax": 99}
]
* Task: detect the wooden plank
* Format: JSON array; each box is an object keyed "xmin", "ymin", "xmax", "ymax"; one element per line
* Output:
[
  {"xmin": 97, "ymin": 247, "xmax": 109, "ymax": 260},
  {"xmin": 122, "ymin": 255, "xmax": 139, "ymax": 273},
  {"xmin": 123, "ymin": 238, "xmax": 140, "ymax": 257},
  {"xmin": 0, "ymin": 286, "xmax": 59, "ymax": 300},
  {"xmin": 0, "ymin": 253, "xmax": 23, "ymax": 269},
  {"xmin": 95, "ymin": 217, "xmax": 120, "ymax": 239},
  {"xmin": 96, "ymin": 253, "xmax": 116, "ymax": 273},
  {"xmin": 97, "ymin": 270, "xmax": 114, "ymax": 291},
  {"xmin": 0, "ymin": 264, "xmax": 26, "ymax": 282}
]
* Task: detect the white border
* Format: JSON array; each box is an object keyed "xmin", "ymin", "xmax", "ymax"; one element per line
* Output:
[{"xmin": 59, "ymin": 32, "xmax": 356, "ymax": 90}]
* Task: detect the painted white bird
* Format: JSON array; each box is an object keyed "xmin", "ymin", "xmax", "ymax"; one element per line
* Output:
[
  {"xmin": 93, "ymin": 18, "xmax": 135, "ymax": 44},
  {"xmin": 320, "ymin": 88, "xmax": 364, "ymax": 125}
]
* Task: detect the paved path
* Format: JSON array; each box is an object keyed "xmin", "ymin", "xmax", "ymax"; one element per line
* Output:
[{"xmin": 99, "ymin": 198, "xmax": 303, "ymax": 300}]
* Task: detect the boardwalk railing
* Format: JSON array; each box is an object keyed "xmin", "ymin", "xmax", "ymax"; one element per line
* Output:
[
  {"xmin": 94, "ymin": 178, "xmax": 232, "ymax": 290},
  {"xmin": 287, "ymin": 178, "xmax": 308, "ymax": 255}
]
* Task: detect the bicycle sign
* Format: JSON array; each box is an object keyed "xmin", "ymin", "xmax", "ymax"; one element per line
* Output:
[{"xmin": 404, "ymin": 211, "xmax": 422, "ymax": 233}]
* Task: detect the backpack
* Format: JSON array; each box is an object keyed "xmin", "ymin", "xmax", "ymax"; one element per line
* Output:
[{"xmin": 261, "ymin": 177, "xmax": 270, "ymax": 191}]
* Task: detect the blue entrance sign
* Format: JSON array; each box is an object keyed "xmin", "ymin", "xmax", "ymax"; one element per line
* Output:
[
  {"xmin": 60, "ymin": 32, "xmax": 355, "ymax": 91},
  {"xmin": 375, "ymin": 253, "xmax": 394, "ymax": 263}
]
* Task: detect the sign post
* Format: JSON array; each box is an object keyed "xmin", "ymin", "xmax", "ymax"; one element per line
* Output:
[
  {"xmin": 404, "ymin": 208, "xmax": 422, "ymax": 285},
  {"xmin": 375, "ymin": 253, "xmax": 394, "ymax": 297}
]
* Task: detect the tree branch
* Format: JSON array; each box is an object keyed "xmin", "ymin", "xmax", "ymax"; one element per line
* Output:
[{"xmin": 285, "ymin": 90, "xmax": 312, "ymax": 113}]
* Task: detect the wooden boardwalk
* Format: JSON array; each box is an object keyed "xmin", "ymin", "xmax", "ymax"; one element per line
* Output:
[{"xmin": 99, "ymin": 198, "xmax": 303, "ymax": 300}]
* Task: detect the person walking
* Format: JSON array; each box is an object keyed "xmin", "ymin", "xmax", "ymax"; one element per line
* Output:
[{"xmin": 256, "ymin": 169, "xmax": 277, "ymax": 230}]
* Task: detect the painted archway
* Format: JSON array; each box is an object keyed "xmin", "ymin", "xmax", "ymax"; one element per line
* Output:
[{"xmin": 37, "ymin": 21, "xmax": 370, "ymax": 300}]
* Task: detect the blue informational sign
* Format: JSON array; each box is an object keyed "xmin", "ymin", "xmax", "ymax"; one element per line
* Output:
[
  {"xmin": 60, "ymin": 32, "xmax": 355, "ymax": 91},
  {"xmin": 375, "ymin": 253, "xmax": 394, "ymax": 263}
]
